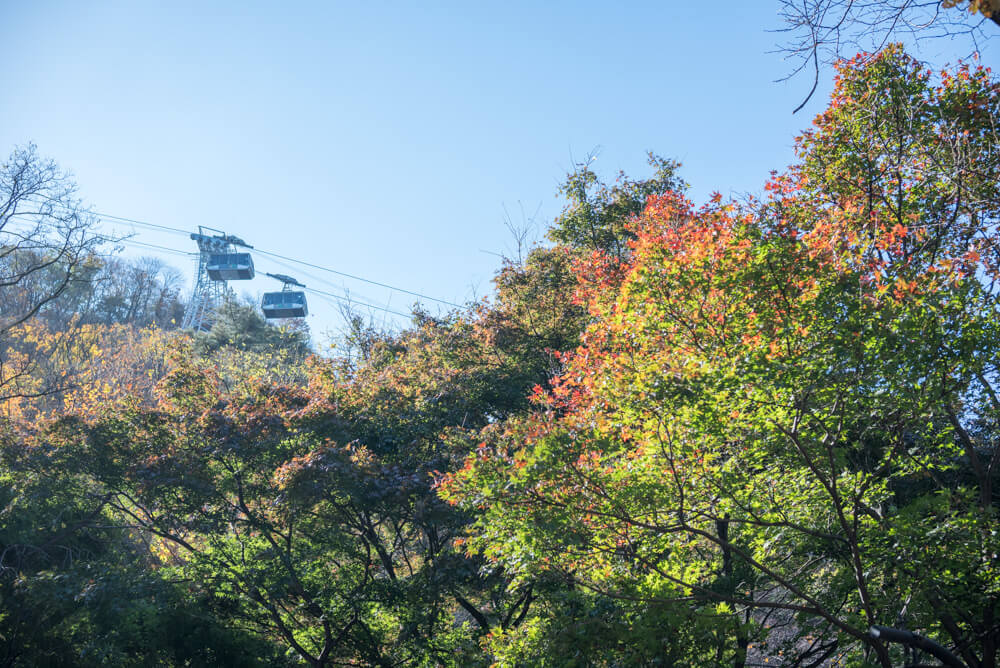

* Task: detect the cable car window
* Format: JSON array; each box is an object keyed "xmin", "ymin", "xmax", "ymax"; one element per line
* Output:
[
  {"xmin": 207, "ymin": 253, "xmax": 255, "ymax": 280},
  {"xmin": 262, "ymin": 290, "xmax": 308, "ymax": 318}
]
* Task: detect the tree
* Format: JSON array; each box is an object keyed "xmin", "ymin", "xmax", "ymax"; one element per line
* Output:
[
  {"xmin": 0, "ymin": 144, "xmax": 104, "ymax": 403},
  {"xmin": 0, "ymin": 140, "xmax": 693, "ymax": 664},
  {"xmin": 0, "ymin": 323, "xmax": 177, "ymax": 421},
  {"xmin": 0, "ymin": 417, "xmax": 289, "ymax": 667},
  {"xmin": 56, "ymin": 307, "xmax": 560, "ymax": 666},
  {"xmin": 442, "ymin": 48, "xmax": 1000, "ymax": 667},
  {"xmin": 777, "ymin": 0, "xmax": 999, "ymax": 110},
  {"xmin": 1, "ymin": 252, "xmax": 186, "ymax": 336},
  {"xmin": 549, "ymin": 152, "xmax": 683, "ymax": 261},
  {"xmin": 78, "ymin": 256, "xmax": 185, "ymax": 329},
  {"xmin": 195, "ymin": 299, "xmax": 310, "ymax": 357}
]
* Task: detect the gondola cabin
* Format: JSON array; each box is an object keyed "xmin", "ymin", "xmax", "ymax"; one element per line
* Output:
[
  {"xmin": 262, "ymin": 291, "xmax": 308, "ymax": 319},
  {"xmin": 207, "ymin": 253, "xmax": 255, "ymax": 280}
]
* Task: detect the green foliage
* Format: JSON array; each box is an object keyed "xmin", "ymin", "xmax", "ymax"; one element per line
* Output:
[
  {"xmin": 12, "ymin": 44, "xmax": 1000, "ymax": 668},
  {"xmin": 549, "ymin": 153, "xmax": 683, "ymax": 259},
  {"xmin": 18, "ymin": 302, "xmax": 560, "ymax": 665},
  {"xmin": 444, "ymin": 48, "xmax": 1000, "ymax": 667},
  {"xmin": 0, "ymin": 420, "xmax": 286, "ymax": 666},
  {"xmin": 477, "ymin": 246, "xmax": 586, "ymax": 392},
  {"xmin": 196, "ymin": 299, "xmax": 311, "ymax": 357}
]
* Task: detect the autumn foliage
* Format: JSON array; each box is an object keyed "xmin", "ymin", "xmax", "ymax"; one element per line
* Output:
[
  {"xmin": 441, "ymin": 47, "xmax": 1000, "ymax": 667},
  {"xmin": 2, "ymin": 46, "xmax": 1000, "ymax": 667}
]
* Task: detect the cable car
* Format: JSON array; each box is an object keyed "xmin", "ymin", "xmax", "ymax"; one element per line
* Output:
[
  {"xmin": 207, "ymin": 253, "xmax": 255, "ymax": 280},
  {"xmin": 262, "ymin": 290, "xmax": 308, "ymax": 319}
]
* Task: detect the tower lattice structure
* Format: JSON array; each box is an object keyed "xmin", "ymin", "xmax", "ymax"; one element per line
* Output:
[{"xmin": 181, "ymin": 226, "xmax": 246, "ymax": 331}]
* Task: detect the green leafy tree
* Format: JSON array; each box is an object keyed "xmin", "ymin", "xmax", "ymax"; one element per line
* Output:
[
  {"xmin": 443, "ymin": 48, "xmax": 1000, "ymax": 667},
  {"xmin": 57, "ymin": 307, "xmax": 565, "ymax": 666},
  {"xmin": 1, "ymin": 142, "xmax": 690, "ymax": 666},
  {"xmin": 196, "ymin": 299, "xmax": 310, "ymax": 357},
  {"xmin": 0, "ymin": 418, "xmax": 285, "ymax": 666},
  {"xmin": 549, "ymin": 153, "xmax": 683, "ymax": 261}
]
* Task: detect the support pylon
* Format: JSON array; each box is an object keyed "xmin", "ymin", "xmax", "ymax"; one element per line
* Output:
[{"xmin": 181, "ymin": 226, "xmax": 250, "ymax": 331}]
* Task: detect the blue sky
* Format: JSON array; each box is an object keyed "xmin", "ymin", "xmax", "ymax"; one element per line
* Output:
[{"xmin": 3, "ymin": 2, "xmax": 996, "ymax": 341}]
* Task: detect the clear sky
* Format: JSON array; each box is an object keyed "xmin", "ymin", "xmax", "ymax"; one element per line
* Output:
[{"xmin": 3, "ymin": 1, "xmax": 996, "ymax": 342}]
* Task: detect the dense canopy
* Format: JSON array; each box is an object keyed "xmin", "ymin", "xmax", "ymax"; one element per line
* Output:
[{"xmin": 2, "ymin": 44, "xmax": 999, "ymax": 668}]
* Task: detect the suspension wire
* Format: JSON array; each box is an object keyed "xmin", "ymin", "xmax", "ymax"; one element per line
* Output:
[
  {"xmin": 87, "ymin": 208, "xmax": 464, "ymax": 308},
  {"xmin": 4, "ymin": 213, "xmax": 416, "ymax": 322},
  {"xmin": 303, "ymin": 286, "xmax": 411, "ymax": 319},
  {"xmin": 252, "ymin": 248, "xmax": 462, "ymax": 308},
  {"xmin": 255, "ymin": 251, "xmax": 390, "ymax": 310},
  {"xmin": 115, "ymin": 238, "xmax": 196, "ymax": 257},
  {"xmin": 23, "ymin": 201, "xmax": 465, "ymax": 309},
  {"xmin": 93, "ymin": 211, "xmax": 190, "ymax": 236},
  {"xmin": 101, "ymin": 230, "xmax": 413, "ymax": 319},
  {"xmin": 4, "ymin": 220, "xmax": 189, "ymax": 259}
]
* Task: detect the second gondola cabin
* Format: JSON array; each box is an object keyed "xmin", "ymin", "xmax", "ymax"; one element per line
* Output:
[
  {"xmin": 207, "ymin": 253, "xmax": 255, "ymax": 280},
  {"xmin": 262, "ymin": 290, "xmax": 308, "ymax": 319}
]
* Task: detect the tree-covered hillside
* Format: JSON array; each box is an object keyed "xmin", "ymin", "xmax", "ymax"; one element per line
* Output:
[{"xmin": 2, "ymin": 47, "xmax": 999, "ymax": 667}]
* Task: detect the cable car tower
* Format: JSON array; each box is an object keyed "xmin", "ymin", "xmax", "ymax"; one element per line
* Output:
[
  {"xmin": 181, "ymin": 226, "xmax": 255, "ymax": 330},
  {"xmin": 262, "ymin": 273, "xmax": 308, "ymax": 319}
]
